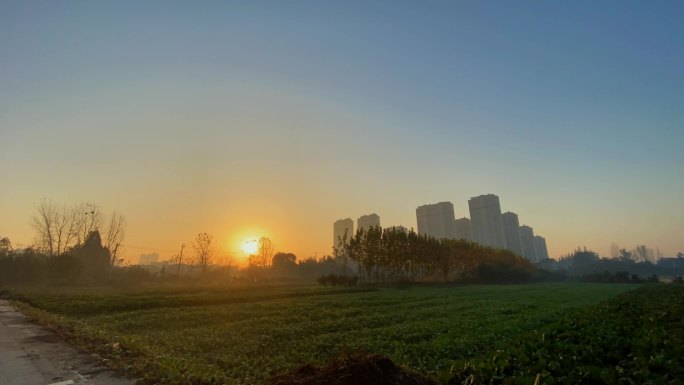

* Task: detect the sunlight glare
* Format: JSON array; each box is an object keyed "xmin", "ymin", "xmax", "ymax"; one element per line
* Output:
[{"xmin": 241, "ymin": 239, "xmax": 258, "ymax": 255}]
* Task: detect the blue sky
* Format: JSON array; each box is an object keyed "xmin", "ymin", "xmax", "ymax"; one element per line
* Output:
[{"xmin": 1, "ymin": 1, "xmax": 683, "ymax": 259}]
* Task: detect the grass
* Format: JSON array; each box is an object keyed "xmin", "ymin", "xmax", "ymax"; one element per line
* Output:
[
  {"xmin": 1, "ymin": 283, "xmax": 375, "ymax": 317},
  {"xmin": 448, "ymin": 284, "xmax": 684, "ymax": 384},
  {"xmin": 2, "ymin": 283, "xmax": 639, "ymax": 384}
]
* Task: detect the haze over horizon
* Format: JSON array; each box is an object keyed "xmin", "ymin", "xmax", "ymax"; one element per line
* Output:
[{"xmin": 2, "ymin": 1, "xmax": 683, "ymax": 262}]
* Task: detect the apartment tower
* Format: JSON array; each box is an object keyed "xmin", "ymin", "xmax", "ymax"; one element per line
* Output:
[
  {"xmin": 357, "ymin": 213, "xmax": 381, "ymax": 232},
  {"xmin": 453, "ymin": 217, "xmax": 472, "ymax": 241},
  {"xmin": 534, "ymin": 235, "xmax": 549, "ymax": 260},
  {"xmin": 416, "ymin": 202, "xmax": 456, "ymax": 240},
  {"xmin": 501, "ymin": 212, "xmax": 524, "ymax": 256},
  {"xmin": 468, "ymin": 194, "xmax": 507, "ymax": 249},
  {"xmin": 519, "ymin": 225, "xmax": 538, "ymax": 262},
  {"xmin": 333, "ymin": 218, "xmax": 354, "ymax": 250}
]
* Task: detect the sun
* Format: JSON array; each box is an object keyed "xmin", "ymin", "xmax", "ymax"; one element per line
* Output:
[{"xmin": 241, "ymin": 239, "xmax": 259, "ymax": 255}]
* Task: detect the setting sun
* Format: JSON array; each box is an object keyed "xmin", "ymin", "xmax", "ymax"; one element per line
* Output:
[{"xmin": 241, "ymin": 239, "xmax": 258, "ymax": 255}]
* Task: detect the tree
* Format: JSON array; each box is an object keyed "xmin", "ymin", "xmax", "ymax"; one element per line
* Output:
[
  {"xmin": 0, "ymin": 237, "xmax": 11, "ymax": 257},
  {"xmin": 31, "ymin": 200, "xmax": 111, "ymax": 256},
  {"xmin": 31, "ymin": 200, "xmax": 57, "ymax": 255},
  {"xmin": 272, "ymin": 252, "xmax": 297, "ymax": 277},
  {"xmin": 1, "ymin": 246, "xmax": 49, "ymax": 285},
  {"xmin": 103, "ymin": 212, "xmax": 126, "ymax": 266},
  {"xmin": 333, "ymin": 228, "xmax": 350, "ymax": 276},
  {"xmin": 569, "ymin": 248, "xmax": 600, "ymax": 275},
  {"xmin": 633, "ymin": 245, "xmax": 654, "ymax": 263},
  {"xmin": 609, "ymin": 243, "xmax": 620, "ymax": 259},
  {"xmin": 342, "ymin": 226, "xmax": 536, "ymax": 284},
  {"xmin": 32, "ymin": 200, "xmax": 83, "ymax": 256},
  {"xmin": 192, "ymin": 232, "xmax": 215, "ymax": 272},
  {"xmin": 256, "ymin": 236, "xmax": 274, "ymax": 268},
  {"xmin": 80, "ymin": 202, "xmax": 104, "ymax": 244},
  {"xmin": 70, "ymin": 230, "xmax": 110, "ymax": 283},
  {"xmin": 215, "ymin": 253, "xmax": 235, "ymax": 268},
  {"xmin": 272, "ymin": 252, "xmax": 296, "ymax": 267},
  {"xmin": 619, "ymin": 248, "xmax": 633, "ymax": 261}
]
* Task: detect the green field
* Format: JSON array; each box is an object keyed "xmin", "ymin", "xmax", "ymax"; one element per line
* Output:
[{"xmin": 2, "ymin": 283, "xmax": 648, "ymax": 384}]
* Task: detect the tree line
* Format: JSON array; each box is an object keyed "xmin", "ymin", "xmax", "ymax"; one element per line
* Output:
[
  {"xmin": 1, "ymin": 230, "xmax": 118, "ymax": 285},
  {"xmin": 554, "ymin": 248, "xmax": 684, "ymax": 279},
  {"xmin": 0, "ymin": 200, "xmax": 126, "ymax": 285},
  {"xmin": 338, "ymin": 226, "xmax": 539, "ymax": 283}
]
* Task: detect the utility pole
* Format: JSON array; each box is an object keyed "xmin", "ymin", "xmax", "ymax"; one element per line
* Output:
[{"xmin": 176, "ymin": 243, "xmax": 185, "ymax": 275}]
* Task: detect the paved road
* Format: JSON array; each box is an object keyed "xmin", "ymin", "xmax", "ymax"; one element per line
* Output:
[{"xmin": 0, "ymin": 300, "xmax": 135, "ymax": 385}]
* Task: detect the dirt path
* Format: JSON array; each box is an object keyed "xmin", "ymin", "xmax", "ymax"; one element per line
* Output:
[{"xmin": 0, "ymin": 299, "xmax": 135, "ymax": 385}]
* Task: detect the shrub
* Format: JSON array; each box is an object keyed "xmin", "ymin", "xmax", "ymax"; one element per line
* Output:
[
  {"xmin": 317, "ymin": 274, "xmax": 358, "ymax": 287},
  {"xmin": 109, "ymin": 266, "xmax": 152, "ymax": 287}
]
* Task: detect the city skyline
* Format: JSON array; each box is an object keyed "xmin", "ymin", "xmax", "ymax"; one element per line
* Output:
[
  {"xmin": 336, "ymin": 193, "xmax": 549, "ymax": 262},
  {"xmin": 1, "ymin": 2, "xmax": 683, "ymax": 262}
]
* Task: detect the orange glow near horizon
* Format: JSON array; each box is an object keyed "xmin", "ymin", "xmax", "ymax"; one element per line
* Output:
[{"xmin": 225, "ymin": 224, "xmax": 270, "ymax": 257}]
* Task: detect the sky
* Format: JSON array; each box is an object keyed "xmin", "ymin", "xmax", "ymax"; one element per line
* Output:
[{"xmin": 1, "ymin": 1, "xmax": 683, "ymax": 263}]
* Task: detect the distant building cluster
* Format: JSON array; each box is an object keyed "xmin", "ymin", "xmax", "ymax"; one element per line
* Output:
[
  {"xmin": 334, "ymin": 193, "xmax": 550, "ymax": 263},
  {"xmin": 333, "ymin": 214, "xmax": 407, "ymax": 252},
  {"xmin": 139, "ymin": 252, "xmax": 160, "ymax": 265}
]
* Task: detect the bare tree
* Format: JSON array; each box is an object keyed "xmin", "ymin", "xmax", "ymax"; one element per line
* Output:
[
  {"xmin": 31, "ymin": 200, "xmax": 81, "ymax": 256},
  {"xmin": 619, "ymin": 248, "xmax": 633, "ymax": 260},
  {"xmin": 257, "ymin": 236, "xmax": 274, "ymax": 268},
  {"xmin": 633, "ymin": 245, "xmax": 654, "ymax": 263},
  {"xmin": 215, "ymin": 254, "xmax": 235, "ymax": 268},
  {"xmin": 104, "ymin": 212, "xmax": 126, "ymax": 266},
  {"xmin": 609, "ymin": 243, "xmax": 620, "ymax": 259},
  {"xmin": 55, "ymin": 204, "xmax": 82, "ymax": 256},
  {"xmin": 31, "ymin": 200, "xmax": 56, "ymax": 255},
  {"xmin": 80, "ymin": 202, "xmax": 103, "ymax": 243},
  {"xmin": 32, "ymin": 200, "xmax": 122, "ymax": 258},
  {"xmin": 192, "ymin": 232, "xmax": 215, "ymax": 272}
]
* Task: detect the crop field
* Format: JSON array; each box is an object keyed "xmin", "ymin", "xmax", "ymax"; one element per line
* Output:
[{"xmin": 2, "ymin": 283, "xmax": 656, "ymax": 384}]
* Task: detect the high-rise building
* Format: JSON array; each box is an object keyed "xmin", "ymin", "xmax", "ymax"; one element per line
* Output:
[
  {"xmin": 416, "ymin": 202, "xmax": 456, "ymax": 240},
  {"xmin": 333, "ymin": 218, "xmax": 354, "ymax": 250},
  {"xmin": 357, "ymin": 213, "xmax": 381, "ymax": 232},
  {"xmin": 468, "ymin": 194, "xmax": 507, "ymax": 249},
  {"xmin": 501, "ymin": 212, "xmax": 524, "ymax": 256},
  {"xmin": 534, "ymin": 235, "xmax": 549, "ymax": 260},
  {"xmin": 453, "ymin": 217, "xmax": 472, "ymax": 241},
  {"xmin": 519, "ymin": 225, "xmax": 538, "ymax": 262}
]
